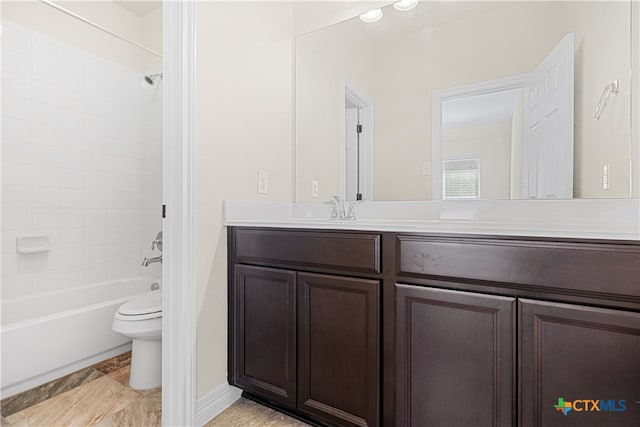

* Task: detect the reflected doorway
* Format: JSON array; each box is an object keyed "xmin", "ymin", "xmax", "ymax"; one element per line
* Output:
[{"xmin": 343, "ymin": 79, "xmax": 374, "ymax": 201}]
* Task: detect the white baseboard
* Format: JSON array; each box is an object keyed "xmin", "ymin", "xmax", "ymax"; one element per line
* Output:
[{"xmin": 196, "ymin": 382, "xmax": 243, "ymax": 426}]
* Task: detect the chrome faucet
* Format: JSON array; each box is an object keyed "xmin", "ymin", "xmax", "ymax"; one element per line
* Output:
[
  {"xmin": 143, "ymin": 231, "xmax": 163, "ymax": 267},
  {"xmin": 325, "ymin": 196, "xmax": 345, "ymax": 220},
  {"xmin": 142, "ymin": 255, "xmax": 162, "ymax": 266},
  {"xmin": 325, "ymin": 196, "xmax": 365, "ymax": 221}
]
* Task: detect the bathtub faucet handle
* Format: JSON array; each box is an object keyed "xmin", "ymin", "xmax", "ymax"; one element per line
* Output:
[{"xmin": 151, "ymin": 231, "xmax": 163, "ymax": 251}]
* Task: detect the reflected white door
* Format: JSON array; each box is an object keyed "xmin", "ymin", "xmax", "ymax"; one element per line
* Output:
[
  {"xmin": 345, "ymin": 107, "xmax": 360, "ymax": 201},
  {"xmin": 523, "ymin": 32, "xmax": 574, "ymax": 199}
]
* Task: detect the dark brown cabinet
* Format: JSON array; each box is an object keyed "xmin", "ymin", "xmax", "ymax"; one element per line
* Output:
[
  {"xmin": 232, "ymin": 265, "xmax": 297, "ymax": 408},
  {"xmin": 230, "ymin": 227, "xmax": 640, "ymax": 426},
  {"xmin": 230, "ymin": 260, "xmax": 380, "ymax": 426},
  {"xmin": 297, "ymin": 273, "xmax": 379, "ymax": 427},
  {"xmin": 519, "ymin": 299, "xmax": 640, "ymax": 427},
  {"xmin": 395, "ymin": 284, "xmax": 516, "ymax": 427}
]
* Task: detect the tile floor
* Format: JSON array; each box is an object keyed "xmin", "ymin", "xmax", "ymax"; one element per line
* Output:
[
  {"xmin": 1, "ymin": 353, "xmax": 308, "ymax": 427},
  {"xmin": 205, "ymin": 398, "xmax": 311, "ymax": 427},
  {"xmin": 0, "ymin": 352, "xmax": 161, "ymax": 427}
]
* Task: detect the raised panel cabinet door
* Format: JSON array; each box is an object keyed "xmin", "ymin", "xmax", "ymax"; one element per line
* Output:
[
  {"xmin": 297, "ymin": 272, "xmax": 380, "ymax": 427},
  {"xmin": 519, "ymin": 299, "xmax": 640, "ymax": 427},
  {"xmin": 396, "ymin": 284, "xmax": 516, "ymax": 427},
  {"xmin": 232, "ymin": 265, "xmax": 296, "ymax": 408}
]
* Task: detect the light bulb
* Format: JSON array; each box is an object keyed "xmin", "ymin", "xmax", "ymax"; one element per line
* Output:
[
  {"xmin": 359, "ymin": 8, "xmax": 383, "ymax": 23},
  {"xmin": 393, "ymin": 0, "xmax": 419, "ymax": 12}
]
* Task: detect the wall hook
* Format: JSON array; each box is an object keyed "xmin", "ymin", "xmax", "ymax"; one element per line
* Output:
[{"xmin": 594, "ymin": 80, "xmax": 619, "ymax": 120}]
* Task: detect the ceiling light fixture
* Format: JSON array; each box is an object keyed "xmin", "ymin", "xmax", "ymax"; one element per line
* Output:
[
  {"xmin": 393, "ymin": 0, "xmax": 419, "ymax": 12},
  {"xmin": 359, "ymin": 8, "xmax": 383, "ymax": 23}
]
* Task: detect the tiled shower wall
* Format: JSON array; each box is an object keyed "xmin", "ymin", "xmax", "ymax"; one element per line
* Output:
[{"xmin": 1, "ymin": 21, "xmax": 162, "ymax": 300}]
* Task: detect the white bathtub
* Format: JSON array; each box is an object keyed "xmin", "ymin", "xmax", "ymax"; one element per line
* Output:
[{"xmin": 1, "ymin": 277, "xmax": 159, "ymax": 398}]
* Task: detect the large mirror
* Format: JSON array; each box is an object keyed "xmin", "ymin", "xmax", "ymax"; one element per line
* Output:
[{"xmin": 295, "ymin": 1, "xmax": 637, "ymax": 202}]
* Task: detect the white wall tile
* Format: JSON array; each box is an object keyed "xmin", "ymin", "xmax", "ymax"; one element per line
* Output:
[
  {"xmin": 33, "ymin": 208, "xmax": 60, "ymax": 229},
  {"xmin": 2, "ymin": 48, "xmax": 31, "ymax": 81},
  {"xmin": 1, "ymin": 22, "xmax": 32, "ymax": 53},
  {"xmin": 1, "ymin": 229, "xmax": 26, "ymax": 254},
  {"xmin": 60, "ymin": 228, "xmax": 84, "ymax": 248},
  {"xmin": 83, "ymin": 209, "xmax": 106, "ymax": 228},
  {"xmin": 2, "ymin": 163, "xmax": 35, "ymax": 186},
  {"xmin": 32, "ymin": 270, "xmax": 62, "ymax": 294},
  {"xmin": 2, "ymin": 23, "xmax": 160, "ymax": 300},
  {"xmin": 85, "ymin": 189, "xmax": 107, "ymax": 209},
  {"xmin": 2, "ymin": 116, "xmax": 32, "ymax": 145},
  {"xmin": 2, "ymin": 208, "xmax": 33, "ymax": 230},
  {"xmin": 2, "ymin": 94, "xmax": 30, "ymax": 120},
  {"xmin": 60, "ymin": 269, "xmax": 85, "ymax": 289},
  {"xmin": 31, "ymin": 34, "xmax": 62, "ymax": 85},
  {"xmin": 84, "ymin": 228, "xmax": 106, "ymax": 247},
  {"xmin": 2, "ymin": 185, "xmax": 34, "ymax": 208},
  {"xmin": 31, "ymin": 251, "xmax": 60, "ymax": 273},
  {"xmin": 59, "ymin": 246, "xmax": 90, "ymax": 270}
]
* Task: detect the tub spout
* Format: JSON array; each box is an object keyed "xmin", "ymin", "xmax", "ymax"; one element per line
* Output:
[{"xmin": 142, "ymin": 255, "xmax": 162, "ymax": 267}]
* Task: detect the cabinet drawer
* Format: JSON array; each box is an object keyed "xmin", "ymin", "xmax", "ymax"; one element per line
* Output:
[
  {"xmin": 234, "ymin": 229, "xmax": 381, "ymax": 274},
  {"xmin": 397, "ymin": 235, "xmax": 640, "ymax": 301}
]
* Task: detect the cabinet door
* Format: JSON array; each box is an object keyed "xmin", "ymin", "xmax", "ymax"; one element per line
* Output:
[
  {"xmin": 519, "ymin": 299, "xmax": 640, "ymax": 427},
  {"xmin": 396, "ymin": 284, "xmax": 515, "ymax": 427},
  {"xmin": 297, "ymin": 272, "xmax": 380, "ymax": 427},
  {"xmin": 232, "ymin": 265, "xmax": 296, "ymax": 408}
]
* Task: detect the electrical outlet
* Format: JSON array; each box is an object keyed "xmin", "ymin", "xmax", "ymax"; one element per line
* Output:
[
  {"xmin": 602, "ymin": 164, "xmax": 610, "ymax": 190},
  {"xmin": 311, "ymin": 180, "xmax": 319, "ymax": 198},
  {"xmin": 257, "ymin": 170, "xmax": 268, "ymax": 194},
  {"xmin": 422, "ymin": 162, "xmax": 431, "ymax": 176}
]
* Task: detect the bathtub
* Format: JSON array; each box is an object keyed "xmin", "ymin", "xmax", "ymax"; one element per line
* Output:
[{"xmin": 1, "ymin": 277, "xmax": 159, "ymax": 398}]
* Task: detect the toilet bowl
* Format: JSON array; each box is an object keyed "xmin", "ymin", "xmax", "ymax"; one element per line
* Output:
[{"xmin": 112, "ymin": 290, "xmax": 162, "ymax": 390}]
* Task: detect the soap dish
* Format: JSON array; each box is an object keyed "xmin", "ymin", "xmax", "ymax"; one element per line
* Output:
[{"xmin": 16, "ymin": 236, "xmax": 51, "ymax": 254}]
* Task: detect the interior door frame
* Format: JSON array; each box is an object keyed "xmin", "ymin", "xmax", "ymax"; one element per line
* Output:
[
  {"xmin": 340, "ymin": 77, "xmax": 374, "ymax": 201},
  {"xmin": 162, "ymin": 0, "xmax": 196, "ymax": 425},
  {"xmin": 432, "ymin": 74, "xmax": 527, "ymax": 200}
]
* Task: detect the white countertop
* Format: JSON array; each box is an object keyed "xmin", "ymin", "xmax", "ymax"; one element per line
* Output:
[{"xmin": 224, "ymin": 199, "xmax": 640, "ymax": 240}]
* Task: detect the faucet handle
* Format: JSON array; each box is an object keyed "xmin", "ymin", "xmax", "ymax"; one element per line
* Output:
[
  {"xmin": 343, "ymin": 199, "xmax": 367, "ymax": 221},
  {"xmin": 151, "ymin": 231, "xmax": 163, "ymax": 251},
  {"xmin": 324, "ymin": 196, "xmax": 343, "ymax": 219}
]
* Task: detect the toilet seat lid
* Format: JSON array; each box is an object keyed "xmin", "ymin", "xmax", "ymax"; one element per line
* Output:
[{"xmin": 117, "ymin": 290, "xmax": 162, "ymax": 317}]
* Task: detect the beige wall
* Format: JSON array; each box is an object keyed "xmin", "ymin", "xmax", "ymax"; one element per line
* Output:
[
  {"xmin": 373, "ymin": 1, "xmax": 567, "ymax": 200},
  {"xmin": 569, "ymin": 1, "xmax": 632, "ymax": 198},
  {"xmin": 1, "ymin": 1, "xmax": 150, "ymax": 71},
  {"xmin": 194, "ymin": 1, "xmax": 294, "ymax": 398},
  {"xmin": 295, "ymin": 18, "xmax": 375, "ymax": 201}
]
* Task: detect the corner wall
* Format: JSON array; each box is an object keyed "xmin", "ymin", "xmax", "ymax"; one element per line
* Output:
[{"xmin": 194, "ymin": 1, "xmax": 294, "ymax": 398}]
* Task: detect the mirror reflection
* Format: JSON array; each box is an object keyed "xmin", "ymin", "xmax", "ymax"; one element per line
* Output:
[{"xmin": 295, "ymin": 1, "xmax": 636, "ymax": 202}]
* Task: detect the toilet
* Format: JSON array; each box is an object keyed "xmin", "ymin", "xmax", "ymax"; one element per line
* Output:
[{"xmin": 112, "ymin": 290, "xmax": 162, "ymax": 390}]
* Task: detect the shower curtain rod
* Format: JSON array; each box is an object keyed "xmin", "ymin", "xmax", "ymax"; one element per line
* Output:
[{"xmin": 39, "ymin": 0, "xmax": 162, "ymax": 58}]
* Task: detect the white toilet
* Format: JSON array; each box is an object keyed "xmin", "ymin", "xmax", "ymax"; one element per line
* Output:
[{"xmin": 112, "ymin": 289, "xmax": 162, "ymax": 390}]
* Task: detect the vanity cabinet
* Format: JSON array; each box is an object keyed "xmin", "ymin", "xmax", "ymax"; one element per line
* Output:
[
  {"xmin": 229, "ymin": 227, "xmax": 640, "ymax": 427},
  {"xmin": 297, "ymin": 272, "xmax": 379, "ymax": 426},
  {"xmin": 395, "ymin": 234, "xmax": 640, "ymax": 427},
  {"xmin": 395, "ymin": 285, "xmax": 516, "ymax": 426},
  {"xmin": 229, "ymin": 228, "xmax": 381, "ymax": 427},
  {"xmin": 232, "ymin": 265, "xmax": 297, "ymax": 408},
  {"xmin": 519, "ymin": 299, "xmax": 640, "ymax": 427}
]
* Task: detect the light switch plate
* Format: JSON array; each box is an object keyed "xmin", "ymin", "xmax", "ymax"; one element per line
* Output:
[{"xmin": 311, "ymin": 180, "xmax": 319, "ymax": 198}]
